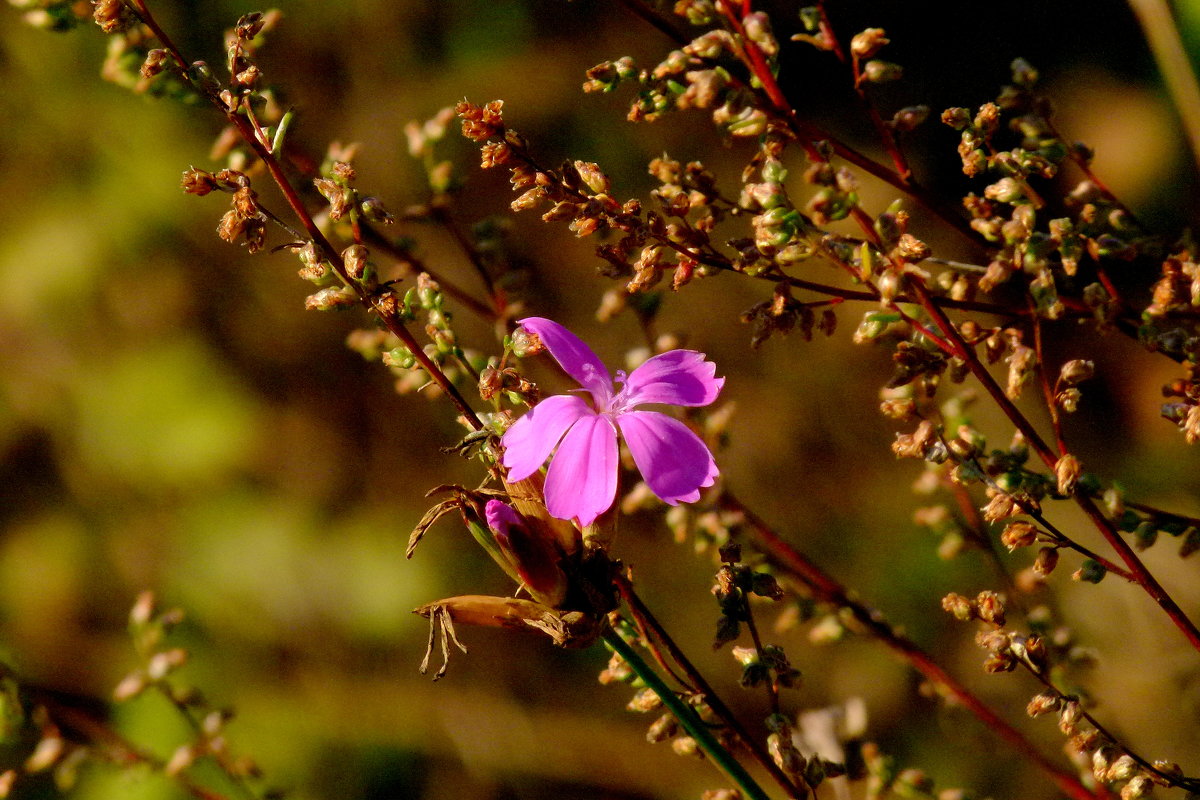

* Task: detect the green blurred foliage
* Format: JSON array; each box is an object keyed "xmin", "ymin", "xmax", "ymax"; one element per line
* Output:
[{"xmin": 0, "ymin": 2, "xmax": 1198, "ymax": 800}]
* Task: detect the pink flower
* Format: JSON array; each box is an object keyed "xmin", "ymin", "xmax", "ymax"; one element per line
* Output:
[{"xmin": 501, "ymin": 317, "xmax": 723, "ymax": 527}]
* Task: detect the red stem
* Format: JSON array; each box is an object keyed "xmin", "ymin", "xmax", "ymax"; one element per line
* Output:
[
  {"xmin": 910, "ymin": 280, "xmax": 1200, "ymax": 652},
  {"xmin": 719, "ymin": 493, "xmax": 1109, "ymax": 800}
]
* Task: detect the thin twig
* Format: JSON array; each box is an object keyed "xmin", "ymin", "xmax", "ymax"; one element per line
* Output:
[
  {"xmin": 602, "ymin": 626, "xmax": 777, "ymax": 800},
  {"xmin": 614, "ymin": 574, "xmax": 807, "ymax": 799},
  {"xmin": 908, "ymin": 278, "xmax": 1200, "ymax": 651},
  {"xmin": 718, "ymin": 491, "xmax": 1110, "ymax": 800},
  {"xmin": 128, "ymin": 0, "xmax": 484, "ymax": 432}
]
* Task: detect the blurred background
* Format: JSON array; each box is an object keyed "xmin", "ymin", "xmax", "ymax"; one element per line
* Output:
[{"xmin": 1, "ymin": 1, "xmax": 1199, "ymax": 798}]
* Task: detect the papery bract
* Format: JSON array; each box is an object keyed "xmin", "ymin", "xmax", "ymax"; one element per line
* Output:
[{"xmin": 501, "ymin": 317, "xmax": 723, "ymax": 526}]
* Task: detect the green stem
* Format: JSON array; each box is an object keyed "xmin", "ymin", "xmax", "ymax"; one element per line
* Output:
[{"xmin": 601, "ymin": 627, "xmax": 774, "ymax": 800}]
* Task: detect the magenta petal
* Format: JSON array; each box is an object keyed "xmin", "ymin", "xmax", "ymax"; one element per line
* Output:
[
  {"xmin": 519, "ymin": 317, "xmax": 613, "ymax": 406},
  {"xmin": 501, "ymin": 394, "xmax": 593, "ymax": 481},
  {"xmin": 621, "ymin": 349, "xmax": 724, "ymax": 408},
  {"xmin": 543, "ymin": 413, "xmax": 618, "ymax": 526},
  {"xmin": 617, "ymin": 410, "xmax": 718, "ymax": 505}
]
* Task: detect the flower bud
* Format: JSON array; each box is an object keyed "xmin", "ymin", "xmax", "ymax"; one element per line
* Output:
[
  {"xmin": 511, "ymin": 326, "xmax": 545, "ymax": 358},
  {"xmin": 1010, "ymin": 57, "xmax": 1038, "ymax": 88},
  {"xmin": 861, "ymin": 60, "xmax": 903, "ymax": 83},
  {"xmin": 1059, "ymin": 360, "xmax": 1094, "ymax": 385},
  {"xmin": 850, "ymin": 28, "xmax": 889, "ymax": 59},
  {"xmin": 342, "ymin": 244, "xmax": 369, "ymax": 280},
  {"xmin": 305, "ymin": 286, "xmax": 357, "ymax": 311},
  {"xmin": 141, "ymin": 48, "xmax": 171, "ymax": 79},
  {"xmin": 742, "ymin": 12, "xmax": 777, "ymax": 56},
  {"xmin": 646, "ymin": 713, "xmax": 677, "ymax": 742},
  {"xmin": 1026, "ymin": 690, "xmax": 1060, "ymax": 717},
  {"xmin": 1055, "ymin": 454, "xmax": 1081, "ymax": 496},
  {"xmin": 1073, "ymin": 559, "xmax": 1107, "ymax": 583},
  {"xmin": 1033, "ymin": 546, "xmax": 1059, "ymax": 576},
  {"xmin": 181, "ymin": 167, "xmax": 218, "ymax": 196},
  {"xmin": 975, "ymin": 590, "xmax": 1005, "ymax": 625},
  {"xmin": 941, "ymin": 592, "xmax": 974, "ymax": 621},
  {"xmin": 1001, "ymin": 521, "xmax": 1038, "ymax": 550},
  {"xmin": 1106, "ymin": 754, "xmax": 1137, "ymax": 783},
  {"xmin": 1121, "ymin": 776, "xmax": 1152, "ymax": 800},
  {"xmin": 891, "ymin": 105, "xmax": 930, "ymax": 131},
  {"xmin": 359, "ymin": 196, "xmax": 395, "ymax": 224},
  {"xmin": 485, "ymin": 500, "xmax": 569, "ymax": 607}
]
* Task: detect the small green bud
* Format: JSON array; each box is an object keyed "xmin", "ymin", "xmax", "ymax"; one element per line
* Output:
[{"xmin": 1073, "ymin": 559, "xmax": 1107, "ymax": 584}]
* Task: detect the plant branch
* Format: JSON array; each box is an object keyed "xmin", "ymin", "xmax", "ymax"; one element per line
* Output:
[
  {"xmin": 127, "ymin": 0, "xmax": 484, "ymax": 432},
  {"xmin": 909, "ymin": 279, "xmax": 1200, "ymax": 651},
  {"xmin": 602, "ymin": 626, "xmax": 776, "ymax": 800},
  {"xmin": 718, "ymin": 491, "xmax": 1110, "ymax": 800},
  {"xmin": 614, "ymin": 574, "xmax": 806, "ymax": 799}
]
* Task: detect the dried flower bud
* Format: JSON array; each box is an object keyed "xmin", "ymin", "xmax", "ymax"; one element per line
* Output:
[
  {"xmin": 342, "ymin": 244, "xmax": 369, "ymax": 280},
  {"xmin": 1106, "ymin": 754, "xmax": 1138, "ymax": 783},
  {"xmin": 982, "ymin": 652, "xmax": 1017, "ymax": 673},
  {"xmin": 141, "ymin": 49, "xmax": 172, "ymax": 79},
  {"xmin": 975, "ymin": 590, "xmax": 1005, "ymax": 625},
  {"xmin": 646, "ymin": 713, "xmax": 677, "ymax": 743},
  {"xmin": 892, "ymin": 419, "xmax": 936, "ymax": 459},
  {"xmin": 1121, "ymin": 775, "xmax": 1152, "ymax": 800},
  {"xmin": 1058, "ymin": 702, "xmax": 1086, "ymax": 738},
  {"xmin": 1185, "ymin": 404, "xmax": 1200, "ymax": 444},
  {"xmin": 1006, "ymin": 345, "xmax": 1036, "ymax": 400},
  {"xmin": 850, "ymin": 28, "xmax": 889, "ymax": 59},
  {"xmin": 671, "ymin": 736, "xmax": 699, "ymax": 757},
  {"xmin": 92, "ymin": 0, "xmax": 131, "ymax": 32},
  {"xmin": 573, "ymin": 161, "xmax": 611, "ymax": 195},
  {"xmin": 742, "ymin": 13, "xmax": 777, "ymax": 56},
  {"xmin": 894, "ymin": 233, "xmax": 931, "ymax": 262},
  {"xmin": 331, "ymin": 161, "xmax": 356, "ymax": 183},
  {"xmin": 235, "ymin": 12, "xmax": 266, "ymax": 39},
  {"xmin": 1055, "ymin": 454, "xmax": 1081, "ymax": 496},
  {"xmin": 626, "ymin": 687, "xmax": 663, "ymax": 713},
  {"xmin": 217, "ymin": 209, "xmax": 247, "ymax": 243},
  {"xmin": 511, "ymin": 326, "xmax": 545, "ymax": 358},
  {"xmin": 1059, "ymin": 360, "xmax": 1094, "ymax": 385},
  {"xmin": 181, "ymin": 167, "xmax": 218, "ymax": 196},
  {"xmin": 1026, "ymin": 690, "xmax": 1061, "ymax": 717},
  {"xmin": 1033, "ymin": 546, "xmax": 1059, "ymax": 576},
  {"xmin": 981, "ymin": 491, "xmax": 1018, "ymax": 522},
  {"xmin": 232, "ymin": 186, "xmax": 258, "ymax": 218},
  {"xmin": 305, "ymin": 286, "xmax": 358, "ymax": 311},
  {"xmin": 941, "ymin": 592, "xmax": 974, "ymax": 621},
  {"xmin": 1001, "ymin": 521, "xmax": 1038, "ymax": 550}
]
